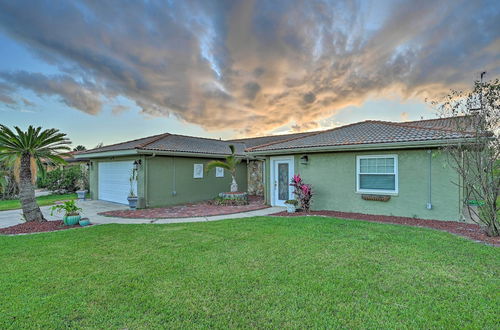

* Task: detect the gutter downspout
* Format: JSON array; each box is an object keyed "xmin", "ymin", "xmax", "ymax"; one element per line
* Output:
[
  {"xmin": 144, "ymin": 153, "xmax": 156, "ymax": 208},
  {"xmin": 172, "ymin": 157, "xmax": 177, "ymax": 197},
  {"xmin": 427, "ymin": 150, "xmax": 433, "ymax": 210}
]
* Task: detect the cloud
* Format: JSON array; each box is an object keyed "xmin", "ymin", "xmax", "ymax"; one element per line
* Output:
[
  {"xmin": 400, "ymin": 112, "xmax": 409, "ymax": 121},
  {"xmin": 112, "ymin": 105, "xmax": 128, "ymax": 115},
  {"xmin": 0, "ymin": 71, "xmax": 103, "ymax": 114},
  {"xmin": 0, "ymin": 0, "xmax": 498, "ymax": 135},
  {"xmin": 22, "ymin": 98, "xmax": 35, "ymax": 106},
  {"xmin": 0, "ymin": 82, "xmax": 16, "ymax": 105}
]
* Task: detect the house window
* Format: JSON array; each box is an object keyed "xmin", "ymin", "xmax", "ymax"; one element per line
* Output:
[
  {"xmin": 356, "ymin": 155, "xmax": 398, "ymax": 194},
  {"xmin": 193, "ymin": 164, "xmax": 203, "ymax": 178},
  {"xmin": 215, "ymin": 167, "xmax": 224, "ymax": 177}
]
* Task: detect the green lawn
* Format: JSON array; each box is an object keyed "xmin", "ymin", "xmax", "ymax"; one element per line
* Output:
[
  {"xmin": 1, "ymin": 217, "xmax": 498, "ymax": 328},
  {"xmin": 0, "ymin": 193, "xmax": 79, "ymax": 211}
]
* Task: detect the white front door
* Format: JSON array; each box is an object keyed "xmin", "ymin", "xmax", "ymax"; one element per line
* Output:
[
  {"xmin": 270, "ymin": 157, "xmax": 294, "ymax": 206},
  {"xmin": 98, "ymin": 161, "xmax": 136, "ymax": 204}
]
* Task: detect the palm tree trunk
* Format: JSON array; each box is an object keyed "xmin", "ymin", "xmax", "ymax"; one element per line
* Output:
[{"xmin": 19, "ymin": 153, "xmax": 45, "ymax": 222}]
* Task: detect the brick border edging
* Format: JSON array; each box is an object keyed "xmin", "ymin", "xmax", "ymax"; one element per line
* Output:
[{"xmin": 98, "ymin": 205, "xmax": 271, "ymax": 219}]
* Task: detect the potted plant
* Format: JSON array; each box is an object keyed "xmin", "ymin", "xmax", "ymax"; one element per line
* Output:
[
  {"xmin": 75, "ymin": 178, "xmax": 87, "ymax": 200},
  {"xmin": 127, "ymin": 168, "xmax": 138, "ymax": 209},
  {"xmin": 285, "ymin": 199, "xmax": 298, "ymax": 213},
  {"xmin": 78, "ymin": 217, "xmax": 91, "ymax": 226},
  {"xmin": 50, "ymin": 200, "xmax": 83, "ymax": 225}
]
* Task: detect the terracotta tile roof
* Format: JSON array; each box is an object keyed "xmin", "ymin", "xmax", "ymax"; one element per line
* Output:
[
  {"xmin": 139, "ymin": 134, "xmax": 247, "ymax": 155},
  {"xmin": 246, "ymin": 120, "xmax": 474, "ymax": 152},
  {"xmin": 404, "ymin": 116, "xmax": 476, "ymax": 131},
  {"xmin": 228, "ymin": 131, "xmax": 316, "ymax": 148},
  {"xmin": 79, "ymin": 133, "xmax": 246, "ymax": 156},
  {"xmin": 79, "ymin": 116, "xmax": 473, "ymax": 157},
  {"xmin": 78, "ymin": 133, "xmax": 169, "ymax": 154}
]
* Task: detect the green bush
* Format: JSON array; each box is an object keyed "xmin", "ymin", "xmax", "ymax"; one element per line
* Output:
[
  {"xmin": 42, "ymin": 166, "xmax": 88, "ymax": 193},
  {"xmin": 208, "ymin": 196, "xmax": 249, "ymax": 206}
]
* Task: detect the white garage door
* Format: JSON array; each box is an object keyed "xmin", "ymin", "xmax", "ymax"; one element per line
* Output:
[{"xmin": 98, "ymin": 161, "xmax": 137, "ymax": 204}]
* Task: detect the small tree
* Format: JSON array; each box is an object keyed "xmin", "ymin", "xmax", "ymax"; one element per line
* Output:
[
  {"xmin": 0, "ymin": 125, "xmax": 71, "ymax": 222},
  {"xmin": 73, "ymin": 145, "xmax": 86, "ymax": 151},
  {"xmin": 433, "ymin": 78, "xmax": 499, "ymax": 236},
  {"xmin": 206, "ymin": 145, "xmax": 241, "ymax": 192}
]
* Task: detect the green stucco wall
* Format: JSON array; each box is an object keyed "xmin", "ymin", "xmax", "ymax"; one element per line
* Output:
[
  {"xmin": 266, "ymin": 149, "xmax": 462, "ymax": 221},
  {"xmin": 145, "ymin": 156, "xmax": 248, "ymax": 207},
  {"xmin": 88, "ymin": 155, "xmax": 247, "ymax": 208}
]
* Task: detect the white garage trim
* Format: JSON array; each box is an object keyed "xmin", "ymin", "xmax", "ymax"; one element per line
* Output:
[{"xmin": 98, "ymin": 161, "xmax": 136, "ymax": 204}]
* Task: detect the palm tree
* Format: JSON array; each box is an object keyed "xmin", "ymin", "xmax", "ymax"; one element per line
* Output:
[
  {"xmin": 206, "ymin": 145, "xmax": 241, "ymax": 192},
  {"xmin": 73, "ymin": 145, "xmax": 86, "ymax": 151},
  {"xmin": 0, "ymin": 125, "xmax": 71, "ymax": 222}
]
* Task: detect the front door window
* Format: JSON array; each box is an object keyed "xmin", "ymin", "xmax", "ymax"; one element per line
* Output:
[{"xmin": 278, "ymin": 163, "xmax": 289, "ymax": 201}]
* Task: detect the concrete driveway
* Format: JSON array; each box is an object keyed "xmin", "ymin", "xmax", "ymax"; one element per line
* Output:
[{"xmin": 0, "ymin": 200, "xmax": 284, "ymax": 229}]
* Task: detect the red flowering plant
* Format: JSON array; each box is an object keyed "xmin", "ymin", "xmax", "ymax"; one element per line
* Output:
[{"xmin": 290, "ymin": 174, "xmax": 313, "ymax": 212}]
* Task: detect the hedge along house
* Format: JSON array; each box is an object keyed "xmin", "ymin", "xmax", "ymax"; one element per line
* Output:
[
  {"xmin": 76, "ymin": 133, "xmax": 250, "ymax": 209},
  {"xmin": 247, "ymin": 118, "xmax": 474, "ymax": 221}
]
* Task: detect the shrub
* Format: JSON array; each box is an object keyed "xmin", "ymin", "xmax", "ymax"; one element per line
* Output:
[
  {"xmin": 208, "ymin": 196, "xmax": 249, "ymax": 206},
  {"xmin": 290, "ymin": 174, "xmax": 313, "ymax": 212},
  {"xmin": 43, "ymin": 166, "xmax": 88, "ymax": 193}
]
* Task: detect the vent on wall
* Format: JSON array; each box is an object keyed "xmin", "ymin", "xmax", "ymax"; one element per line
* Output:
[{"xmin": 361, "ymin": 194, "xmax": 391, "ymax": 202}]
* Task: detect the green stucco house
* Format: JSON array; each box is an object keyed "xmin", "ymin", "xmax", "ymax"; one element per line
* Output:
[{"xmin": 76, "ymin": 117, "xmax": 472, "ymax": 221}]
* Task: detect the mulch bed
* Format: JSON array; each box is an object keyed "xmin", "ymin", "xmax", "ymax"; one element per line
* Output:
[
  {"xmin": 272, "ymin": 210, "xmax": 500, "ymax": 246},
  {"xmin": 0, "ymin": 220, "xmax": 88, "ymax": 235},
  {"xmin": 99, "ymin": 196, "xmax": 269, "ymax": 219}
]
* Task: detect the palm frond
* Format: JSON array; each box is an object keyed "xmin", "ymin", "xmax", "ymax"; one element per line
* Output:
[
  {"xmin": 206, "ymin": 161, "xmax": 231, "ymax": 172},
  {"xmin": 0, "ymin": 125, "xmax": 72, "ymax": 183}
]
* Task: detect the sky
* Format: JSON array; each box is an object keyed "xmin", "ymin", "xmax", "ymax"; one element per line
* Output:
[{"xmin": 0, "ymin": 0, "xmax": 499, "ymax": 149}]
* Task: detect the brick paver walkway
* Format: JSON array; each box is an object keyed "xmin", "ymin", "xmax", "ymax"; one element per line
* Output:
[{"xmin": 99, "ymin": 196, "xmax": 268, "ymax": 219}]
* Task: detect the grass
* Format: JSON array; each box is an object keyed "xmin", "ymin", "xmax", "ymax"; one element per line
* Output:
[
  {"xmin": 0, "ymin": 217, "xmax": 498, "ymax": 328},
  {"xmin": 0, "ymin": 193, "xmax": 79, "ymax": 211}
]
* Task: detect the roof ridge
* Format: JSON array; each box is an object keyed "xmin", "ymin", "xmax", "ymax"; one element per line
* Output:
[
  {"xmin": 136, "ymin": 132, "xmax": 171, "ymax": 149},
  {"xmin": 228, "ymin": 131, "xmax": 314, "ymax": 142},
  {"xmin": 80, "ymin": 132, "xmax": 168, "ymax": 154},
  {"xmin": 246, "ymin": 120, "xmax": 383, "ymax": 151},
  {"xmin": 405, "ymin": 114, "xmax": 474, "ymax": 124},
  {"xmin": 382, "ymin": 120, "xmax": 468, "ymax": 134},
  {"xmin": 167, "ymin": 133, "xmax": 246, "ymax": 144},
  {"xmin": 245, "ymin": 130, "xmax": 325, "ymax": 151}
]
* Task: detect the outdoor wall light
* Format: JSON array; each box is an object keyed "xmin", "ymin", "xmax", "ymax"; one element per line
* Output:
[
  {"xmin": 133, "ymin": 159, "xmax": 142, "ymax": 170},
  {"xmin": 300, "ymin": 155, "xmax": 309, "ymax": 165}
]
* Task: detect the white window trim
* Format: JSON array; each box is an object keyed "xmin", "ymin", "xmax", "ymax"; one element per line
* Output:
[
  {"xmin": 215, "ymin": 167, "xmax": 224, "ymax": 178},
  {"xmin": 193, "ymin": 163, "xmax": 203, "ymax": 179},
  {"xmin": 356, "ymin": 154, "xmax": 398, "ymax": 194},
  {"xmin": 270, "ymin": 156, "xmax": 295, "ymax": 206}
]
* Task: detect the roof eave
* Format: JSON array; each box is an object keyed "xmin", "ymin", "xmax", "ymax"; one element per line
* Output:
[
  {"xmin": 136, "ymin": 149, "xmax": 245, "ymax": 159},
  {"xmin": 74, "ymin": 149, "xmax": 139, "ymax": 159},
  {"xmin": 75, "ymin": 148, "xmax": 247, "ymax": 159},
  {"xmin": 247, "ymin": 138, "xmax": 475, "ymax": 155}
]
